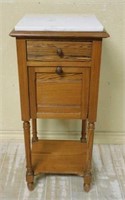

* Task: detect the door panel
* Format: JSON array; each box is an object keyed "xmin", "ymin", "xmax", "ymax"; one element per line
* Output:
[{"xmin": 28, "ymin": 66, "xmax": 90, "ymax": 119}]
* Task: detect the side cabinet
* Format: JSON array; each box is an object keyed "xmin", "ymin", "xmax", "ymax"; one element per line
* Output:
[{"xmin": 10, "ymin": 15, "xmax": 109, "ymax": 192}]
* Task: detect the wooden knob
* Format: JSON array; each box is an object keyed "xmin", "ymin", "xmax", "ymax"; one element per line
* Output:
[
  {"xmin": 57, "ymin": 48, "xmax": 63, "ymax": 57},
  {"xmin": 56, "ymin": 66, "xmax": 63, "ymax": 75}
]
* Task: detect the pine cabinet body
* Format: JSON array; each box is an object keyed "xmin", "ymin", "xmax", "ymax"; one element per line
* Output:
[{"xmin": 10, "ymin": 15, "xmax": 109, "ymax": 191}]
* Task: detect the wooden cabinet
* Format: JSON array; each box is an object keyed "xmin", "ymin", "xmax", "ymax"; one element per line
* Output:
[{"xmin": 10, "ymin": 14, "xmax": 109, "ymax": 192}]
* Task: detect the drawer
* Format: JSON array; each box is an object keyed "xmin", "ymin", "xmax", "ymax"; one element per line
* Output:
[
  {"xmin": 27, "ymin": 40, "xmax": 92, "ymax": 61},
  {"xmin": 28, "ymin": 66, "xmax": 90, "ymax": 119}
]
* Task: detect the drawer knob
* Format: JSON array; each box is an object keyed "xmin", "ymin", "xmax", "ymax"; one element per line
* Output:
[
  {"xmin": 57, "ymin": 48, "xmax": 63, "ymax": 57},
  {"xmin": 56, "ymin": 66, "xmax": 63, "ymax": 75}
]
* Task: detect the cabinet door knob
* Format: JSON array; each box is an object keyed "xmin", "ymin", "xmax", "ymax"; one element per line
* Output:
[
  {"xmin": 56, "ymin": 66, "xmax": 63, "ymax": 75},
  {"xmin": 57, "ymin": 48, "xmax": 63, "ymax": 57}
]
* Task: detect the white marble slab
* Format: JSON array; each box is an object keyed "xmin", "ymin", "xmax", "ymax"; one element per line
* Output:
[{"xmin": 15, "ymin": 14, "xmax": 104, "ymax": 32}]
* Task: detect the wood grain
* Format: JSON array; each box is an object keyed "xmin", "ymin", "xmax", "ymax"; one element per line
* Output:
[
  {"xmin": 81, "ymin": 68, "xmax": 90, "ymax": 119},
  {"xmin": 16, "ymin": 39, "xmax": 30, "ymax": 121},
  {"xmin": 36, "ymin": 77, "xmax": 82, "ymax": 105},
  {"xmin": 28, "ymin": 67, "xmax": 90, "ymax": 119},
  {"xmin": 10, "ymin": 29, "xmax": 109, "ymax": 38},
  {"xmin": 27, "ymin": 61, "xmax": 92, "ymax": 67},
  {"xmin": 28, "ymin": 67, "xmax": 37, "ymax": 119},
  {"xmin": 32, "ymin": 140, "xmax": 87, "ymax": 175},
  {"xmin": 27, "ymin": 40, "xmax": 92, "ymax": 61},
  {"xmin": 88, "ymin": 40, "xmax": 102, "ymax": 122}
]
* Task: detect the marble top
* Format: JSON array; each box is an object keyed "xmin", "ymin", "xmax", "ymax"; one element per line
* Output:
[{"xmin": 15, "ymin": 14, "xmax": 104, "ymax": 32}]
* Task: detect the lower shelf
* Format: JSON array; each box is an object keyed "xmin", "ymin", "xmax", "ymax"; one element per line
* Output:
[{"xmin": 32, "ymin": 139, "xmax": 87, "ymax": 176}]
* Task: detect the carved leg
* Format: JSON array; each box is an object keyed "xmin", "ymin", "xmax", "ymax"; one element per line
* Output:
[
  {"xmin": 81, "ymin": 120, "xmax": 87, "ymax": 142},
  {"xmin": 23, "ymin": 121, "xmax": 34, "ymax": 191},
  {"xmin": 32, "ymin": 119, "xmax": 38, "ymax": 142},
  {"xmin": 84, "ymin": 122, "xmax": 95, "ymax": 192}
]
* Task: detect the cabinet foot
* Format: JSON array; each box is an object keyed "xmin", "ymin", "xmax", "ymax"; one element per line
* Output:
[
  {"xmin": 84, "ymin": 183, "xmax": 90, "ymax": 192},
  {"xmin": 84, "ymin": 172, "xmax": 92, "ymax": 192},
  {"xmin": 27, "ymin": 182, "xmax": 34, "ymax": 191},
  {"xmin": 26, "ymin": 168, "xmax": 34, "ymax": 191}
]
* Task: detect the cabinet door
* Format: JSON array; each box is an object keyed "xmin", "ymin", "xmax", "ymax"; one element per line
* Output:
[{"xmin": 28, "ymin": 66, "xmax": 90, "ymax": 119}]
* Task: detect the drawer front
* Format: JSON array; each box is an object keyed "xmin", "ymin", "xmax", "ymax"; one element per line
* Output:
[
  {"xmin": 29, "ymin": 66, "xmax": 90, "ymax": 119},
  {"xmin": 27, "ymin": 40, "xmax": 92, "ymax": 61}
]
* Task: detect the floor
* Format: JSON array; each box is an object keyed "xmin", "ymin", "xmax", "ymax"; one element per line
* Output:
[{"xmin": 0, "ymin": 138, "xmax": 125, "ymax": 200}]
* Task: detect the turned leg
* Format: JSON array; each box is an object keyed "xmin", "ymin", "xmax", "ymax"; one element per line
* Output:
[
  {"xmin": 81, "ymin": 120, "xmax": 87, "ymax": 142},
  {"xmin": 84, "ymin": 122, "xmax": 95, "ymax": 192},
  {"xmin": 32, "ymin": 119, "xmax": 38, "ymax": 142},
  {"xmin": 23, "ymin": 121, "xmax": 34, "ymax": 191}
]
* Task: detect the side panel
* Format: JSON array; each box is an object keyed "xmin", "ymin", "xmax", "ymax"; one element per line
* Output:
[
  {"xmin": 88, "ymin": 40, "xmax": 102, "ymax": 122},
  {"xmin": 16, "ymin": 39, "xmax": 30, "ymax": 120}
]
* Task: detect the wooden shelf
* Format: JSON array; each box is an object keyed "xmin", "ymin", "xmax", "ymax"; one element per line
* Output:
[{"xmin": 32, "ymin": 140, "xmax": 87, "ymax": 176}]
